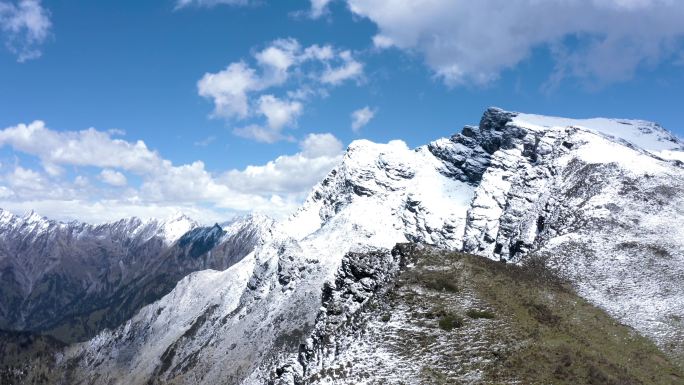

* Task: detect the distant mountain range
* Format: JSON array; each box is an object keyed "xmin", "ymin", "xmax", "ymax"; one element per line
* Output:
[
  {"xmin": 0, "ymin": 210, "xmax": 273, "ymax": 343},
  {"xmin": 1, "ymin": 107, "xmax": 683, "ymax": 384}
]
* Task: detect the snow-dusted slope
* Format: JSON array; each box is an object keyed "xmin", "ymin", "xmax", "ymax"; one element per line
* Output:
[
  {"xmin": 55, "ymin": 132, "xmax": 479, "ymax": 385},
  {"xmin": 282, "ymin": 138, "xmax": 475, "ymax": 261},
  {"xmin": 20, "ymin": 108, "xmax": 684, "ymax": 384},
  {"xmin": 511, "ymin": 113, "xmax": 684, "ymax": 158},
  {"xmin": 455, "ymin": 109, "xmax": 684, "ymax": 360}
]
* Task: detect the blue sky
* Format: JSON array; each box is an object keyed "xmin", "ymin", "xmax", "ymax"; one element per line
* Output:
[{"xmin": 0, "ymin": 0, "xmax": 683, "ymax": 223}]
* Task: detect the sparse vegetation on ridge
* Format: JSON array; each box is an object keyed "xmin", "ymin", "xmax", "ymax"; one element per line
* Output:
[
  {"xmin": 412, "ymin": 249, "xmax": 683, "ymax": 384},
  {"xmin": 303, "ymin": 245, "xmax": 684, "ymax": 384}
]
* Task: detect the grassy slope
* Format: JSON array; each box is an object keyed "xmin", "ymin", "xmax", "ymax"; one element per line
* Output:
[
  {"xmin": 394, "ymin": 249, "xmax": 683, "ymax": 384},
  {"xmin": 308, "ymin": 246, "xmax": 683, "ymax": 384}
]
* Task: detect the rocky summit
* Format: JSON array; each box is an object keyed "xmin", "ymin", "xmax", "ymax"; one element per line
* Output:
[{"xmin": 1, "ymin": 108, "xmax": 683, "ymax": 384}]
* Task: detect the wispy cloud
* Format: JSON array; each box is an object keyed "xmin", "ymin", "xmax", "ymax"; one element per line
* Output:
[
  {"xmin": 308, "ymin": 0, "xmax": 333, "ymax": 18},
  {"xmin": 174, "ymin": 0, "xmax": 251, "ymax": 10},
  {"xmin": 193, "ymin": 135, "xmax": 217, "ymax": 147},
  {"xmin": 0, "ymin": 0, "xmax": 51, "ymax": 62},
  {"xmin": 350, "ymin": 106, "xmax": 376, "ymax": 132}
]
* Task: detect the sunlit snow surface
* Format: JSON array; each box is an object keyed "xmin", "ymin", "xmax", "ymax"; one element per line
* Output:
[
  {"xmin": 156, "ymin": 212, "xmax": 199, "ymax": 243},
  {"xmin": 512, "ymin": 112, "xmax": 684, "ymax": 153},
  {"xmin": 283, "ymin": 138, "xmax": 474, "ymax": 252}
]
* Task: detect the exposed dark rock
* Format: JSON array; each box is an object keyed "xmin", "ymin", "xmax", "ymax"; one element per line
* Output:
[{"xmin": 272, "ymin": 245, "xmax": 408, "ymax": 384}]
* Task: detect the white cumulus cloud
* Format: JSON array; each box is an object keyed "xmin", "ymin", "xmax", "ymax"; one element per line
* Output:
[
  {"xmin": 234, "ymin": 124, "xmax": 291, "ymax": 144},
  {"xmin": 99, "ymin": 169, "xmax": 127, "ymax": 187},
  {"xmin": 0, "ymin": 121, "xmax": 347, "ymax": 224},
  {"xmin": 198, "ymin": 62, "xmax": 260, "ymax": 119},
  {"xmin": 320, "ymin": 50, "xmax": 364, "ymax": 85},
  {"xmin": 346, "ymin": 0, "xmax": 684, "ymax": 86},
  {"xmin": 234, "ymin": 95, "xmax": 303, "ymax": 143},
  {"xmin": 258, "ymin": 95, "xmax": 303, "ymax": 130},
  {"xmin": 222, "ymin": 133, "xmax": 343, "ymax": 195},
  {"xmin": 300, "ymin": 132, "xmax": 343, "ymax": 158},
  {"xmin": 5, "ymin": 166, "xmax": 45, "ymax": 191},
  {"xmin": 198, "ymin": 38, "xmax": 364, "ymax": 142},
  {"xmin": 0, "ymin": 120, "xmax": 164, "ymax": 174}
]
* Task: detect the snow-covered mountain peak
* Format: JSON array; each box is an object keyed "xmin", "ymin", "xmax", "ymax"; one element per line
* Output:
[
  {"xmin": 21, "ymin": 210, "xmax": 51, "ymax": 230},
  {"xmin": 507, "ymin": 109, "xmax": 684, "ymax": 159},
  {"xmin": 162, "ymin": 211, "xmax": 196, "ymax": 224},
  {"xmin": 221, "ymin": 212, "xmax": 273, "ymax": 228},
  {"xmin": 156, "ymin": 212, "xmax": 199, "ymax": 243},
  {"xmin": 100, "ymin": 213, "xmax": 199, "ymax": 244},
  {"xmin": 218, "ymin": 213, "xmax": 276, "ymax": 243},
  {"xmin": 0, "ymin": 208, "xmax": 201, "ymax": 247},
  {"xmin": 0, "ymin": 209, "xmax": 56, "ymax": 235},
  {"xmin": 345, "ymin": 137, "xmax": 411, "ymax": 156},
  {"xmin": 281, "ymin": 133, "xmax": 475, "ymax": 251},
  {"xmin": 22, "ymin": 210, "xmax": 44, "ymax": 222},
  {"xmin": 0, "ymin": 208, "xmax": 15, "ymax": 226}
]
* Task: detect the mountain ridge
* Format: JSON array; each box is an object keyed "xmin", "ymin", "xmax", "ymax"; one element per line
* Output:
[{"xmin": 3, "ymin": 107, "xmax": 683, "ymax": 384}]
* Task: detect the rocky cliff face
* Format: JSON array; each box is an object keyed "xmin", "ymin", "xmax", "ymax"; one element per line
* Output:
[
  {"xmin": 6, "ymin": 107, "xmax": 684, "ymax": 384},
  {"xmin": 272, "ymin": 247, "xmax": 405, "ymax": 384},
  {"xmin": 456, "ymin": 110, "xmax": 684, "ymax": 358}
]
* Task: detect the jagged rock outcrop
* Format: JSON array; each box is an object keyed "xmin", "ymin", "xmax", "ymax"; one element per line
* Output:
[
  {"xmin": 272, "ymin": 245, "xmax": 408, "ymax": 384},
  {"xmin": 453, "ymin": 109, "xmax": 684, "ymax": 358}
]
